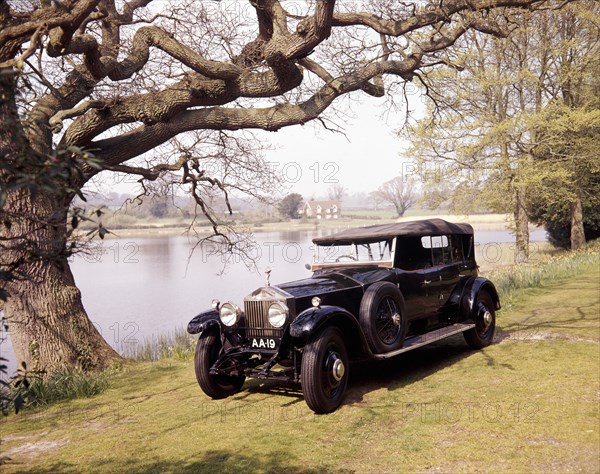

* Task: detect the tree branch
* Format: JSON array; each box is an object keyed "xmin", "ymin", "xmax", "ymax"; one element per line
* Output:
[
  {"xmin": 47, "ymin": 25, "xmax": 243, "ymax": 81},
  {"xmin": 61, "ymin": 63, "xmax": 303, "ymax": 147},
  {"xmin": 90, "ymin": 55, "xmax": 423, "ymax": 165},
  {"xmin": 103, "ymin": 163, "xmax": 159, "ymax": 180},
  {"xmin": 49, "ymin": 100, "xmax": 105, "ymax": 133},
  {"xmin": 298, "ymin": 57, "xmax": 334, "ymax": 83},
  {"xmin": 0, "ymin": 23, "xmax": 47, "ymax": 69},
  {"xmin": 330, "ymin": 0, "xmax": 563, "ymax": 36},
  {"xmin": 0, "ymin": 0, "xmax": 100, "ymax": 52}
]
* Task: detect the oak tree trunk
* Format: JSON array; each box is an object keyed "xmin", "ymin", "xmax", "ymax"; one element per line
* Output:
[
  {"xmin": 1, "ymin": 190, "xmax": 121, "ymax": 372},
  {"xmin": 570, "ymin": 194, "xmax": 586, "ymax": 250}
]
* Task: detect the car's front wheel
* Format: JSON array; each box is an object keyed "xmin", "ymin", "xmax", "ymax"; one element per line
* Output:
[
  {"xmin": 194, "ymin": 330, "xmax": 245, "ymax": 399},
  {"xmin": 463, "ymin": 291, "xmax": 496, "ymax": 349},
  {"xmin": 301, "ymin": 326, "xmax": 349, "ymax": 414}
]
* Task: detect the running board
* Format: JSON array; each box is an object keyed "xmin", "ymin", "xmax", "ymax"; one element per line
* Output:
[{"xmin": 372, "ymin": 323, "xmax": 476, "ymax": 360}]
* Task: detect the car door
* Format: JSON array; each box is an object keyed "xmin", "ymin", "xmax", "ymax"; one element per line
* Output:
[
  {"xmin": 438, "ymin": 234, "xmax": 461, "ymax": 308},
  {"xmin": 395, "ymin": 235, "xmax": 441, "ymax": 320},
  {"xmin": 423, "ymin": 235, "xmax": 447, "ymax": 312}
]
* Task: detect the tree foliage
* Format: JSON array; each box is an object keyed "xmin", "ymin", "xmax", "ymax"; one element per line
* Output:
[
  {"xmin": 528, "ymin": 181, "xmax": 600, "ymax": 248},
  {"xmin": 278, "ymin": 193, "xmax": 303, "ymax": 219},
  {"xmin": 524, "ymin": 5, "xmax": 600, "ymax": 248},
  {"xmin": 527, "ymin": 103, "xmax": 600, "ymax": 247}
]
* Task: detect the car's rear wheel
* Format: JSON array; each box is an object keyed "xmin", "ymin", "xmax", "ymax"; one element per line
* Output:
[
  {"xmin": 359, "ymin": 282, "xmax": 407, "ymax": 353},
  {"xmin": 194, "ymin": 330, "xmax": 245, "ymax": 399},
  {"xmin": 463, "ymin": 291, "xmax": 496, "ymax": 349},
  {"xmin": 301, "ymin": 326, "xmax": 349, "ymax": 414}
]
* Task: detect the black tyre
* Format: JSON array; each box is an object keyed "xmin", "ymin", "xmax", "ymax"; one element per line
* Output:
[
  {"xmin": 359, "ymin": 282, "xmax": 407, "ymax": 353},
  {"xmin": 463, "ymin": 291, "xmax": 496, "ymax": 349},
  {"xmin": 301, "ymin": 326, "xmax": 349, "ymax": 414},
  {"xmin": 194, "ymin": 331, "xmax": 245, "ymax": 399}
]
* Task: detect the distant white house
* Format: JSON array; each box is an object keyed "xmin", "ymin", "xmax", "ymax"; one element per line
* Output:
[{"xmin": 299, "ymin": 200, "xmax": 340, "ymax": 219}]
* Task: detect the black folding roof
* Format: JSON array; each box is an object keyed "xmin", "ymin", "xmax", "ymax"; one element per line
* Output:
[{"xmin": 312, "ymin": 219, "xmax": 474, "ymax": 245}]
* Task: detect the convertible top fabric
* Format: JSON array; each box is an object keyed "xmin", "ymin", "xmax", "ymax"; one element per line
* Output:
[{"xmin": 312, "ymin": 219, "xmax": 474, "ymax": 245}]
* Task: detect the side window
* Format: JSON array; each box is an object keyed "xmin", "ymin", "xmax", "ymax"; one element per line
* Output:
[
  {"xmin": 421, "ymin": 235, "xmax": 449, "ymax": 265},
  {"xmin": 395, "ymin": 237, "xmax": 433, "ymax": 269},
  {"xmin": 462, "ymin": 235, "xmax": 474, "ymax": 261},
  {"xmin": 450, "ymin": 235, "xmax": 464, "ymax": 263}
]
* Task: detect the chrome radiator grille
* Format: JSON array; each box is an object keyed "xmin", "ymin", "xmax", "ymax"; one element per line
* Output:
[{"xmin": 244, "ymin": 300, "xmax": 282, "ymax": 339}]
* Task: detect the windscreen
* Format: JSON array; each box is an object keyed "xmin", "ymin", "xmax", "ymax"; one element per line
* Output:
[{"xmin": 313, "ymin": 239, "xmax": 394, "ymax": 266}]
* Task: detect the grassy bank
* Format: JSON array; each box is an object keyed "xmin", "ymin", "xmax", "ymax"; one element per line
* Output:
[
  {"xmin": 484, "ymin": 240, "xmax": 600, "ymax": 306},
  {"xmin": 1, "ymin": 244, "xmax": 598, "ymax": 472}
]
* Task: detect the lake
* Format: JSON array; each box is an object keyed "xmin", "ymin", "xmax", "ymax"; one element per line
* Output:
[{"xmin": 0, "ymin": 227, "xmax": 547, "ymax": 374}]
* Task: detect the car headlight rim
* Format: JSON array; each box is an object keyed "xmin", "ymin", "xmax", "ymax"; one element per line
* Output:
[
  {"xmin": 268, "ymin": 302, "xmax": 288, "ymax": 328},
  {"xmin": 219, "ymin": 302, "xmax": 241, "ymax": 327}
]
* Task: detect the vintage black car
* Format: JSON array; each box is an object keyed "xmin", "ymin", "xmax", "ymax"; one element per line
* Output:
[{"xmin": 187, "ymin": 219, "xmax": 500, "ymax": 413}]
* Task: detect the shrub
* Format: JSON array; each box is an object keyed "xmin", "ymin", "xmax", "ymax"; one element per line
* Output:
[{"xmin": 26, "ymin": 368, "xmax": 113, "ymax": 407}]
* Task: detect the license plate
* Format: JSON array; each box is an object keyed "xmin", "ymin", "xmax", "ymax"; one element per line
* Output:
[{"xmin": 250, "ymin": 337, "xmax": 279, "ymax": 350}]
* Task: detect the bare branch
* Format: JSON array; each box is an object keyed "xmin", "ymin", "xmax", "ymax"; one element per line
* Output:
[
  {"xmin": 0, "ymin": 0, "xmax": 101, "ymax": 52},
  {"xmin": 331, "ymin": 0, "xmax": 564, "ymax": 36},
  {"xmin": 49, "ymin": 100, "xmax": 105, "ymax": 133},
  {"xmin": 298, "ymin": 57, "xmax": 334, "ymax": 83},
  {"xmin": 47, "ymin": 25, "xmax": 244, "ymax": 81},
  {"xmin": 90, "ymin": 55, "xmax": 423, "ymax": 164},
  {"xmin": 102, "ymin": 163, "xmax": 159, "ymax": 180},
  {"xmin": 0, "ymin": 23, "xmax": 47, "ymax": 69}
]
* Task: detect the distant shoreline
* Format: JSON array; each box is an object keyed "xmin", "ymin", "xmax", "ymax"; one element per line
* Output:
[{"xmin": 99, "ymin": 213, "xmax": 541, "ymax": 239}]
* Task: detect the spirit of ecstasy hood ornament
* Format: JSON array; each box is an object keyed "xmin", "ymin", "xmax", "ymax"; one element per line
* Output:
[{"xmin": 265, "ymin": 267, "xmax": 272, "ymax": 287}]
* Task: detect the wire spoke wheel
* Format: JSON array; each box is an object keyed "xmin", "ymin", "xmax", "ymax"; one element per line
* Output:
[
  {"xmin": 375, "ymin": 297, "xmax": 402, "ymax": 344},
  {"xmin": 360, "ymin": 282, "xmax": 407, "ymax": 353}
]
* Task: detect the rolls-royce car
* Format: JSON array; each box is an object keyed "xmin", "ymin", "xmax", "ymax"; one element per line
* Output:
[{"xmin": 187, "ymin": 219, "xmax": 500, "ymax": 413}]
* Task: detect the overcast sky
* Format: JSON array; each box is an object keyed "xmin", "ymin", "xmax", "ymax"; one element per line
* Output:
[{"xmin": 257, "ymin": 93, "xmax": 422, "ymax": 198}]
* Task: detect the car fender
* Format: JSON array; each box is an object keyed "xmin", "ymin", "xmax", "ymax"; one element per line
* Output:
[
  {"xmin": 290, "ymin": 305, "xmax": 369, "ymax": 354},
  {"xmin": 458, "ymin": 277, "xmax": 501, "ymax": 322},
  {"xmin": 187, "ymin": 309, "xmax": 221, "ymax": 335}
]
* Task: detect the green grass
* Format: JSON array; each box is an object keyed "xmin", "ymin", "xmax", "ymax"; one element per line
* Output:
[
  {"xmin": 341, "ymin": 209, "xmax": 397, "ymax": 220},
  {"xmin": 496, "ymin": 268, "xmax": 600, "ymax": 341},
  {"xmin": 474, "ymin": 241, "xmax": 558, "ymax": 273},
  {"xmin": 1, "ymin": 367, "xmax": 115, "ymax": 416},
  {"xmin": 1, "ymin": 251, "xmax": 598, "ymax": 473}
]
